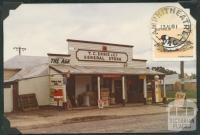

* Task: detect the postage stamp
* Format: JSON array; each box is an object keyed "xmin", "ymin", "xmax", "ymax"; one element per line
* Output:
[{"xmin": 151, "ymin": 6, "xmax": 196, "ymax": 61}]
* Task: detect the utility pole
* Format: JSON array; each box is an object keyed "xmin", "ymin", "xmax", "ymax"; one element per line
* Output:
[
  {"xmin": 180, "ymin": 61, "xmax": 184, "ymax": 91},
  {"xmin": 13, "ymin": 46, "xmax": 26, "ymax": 55}
]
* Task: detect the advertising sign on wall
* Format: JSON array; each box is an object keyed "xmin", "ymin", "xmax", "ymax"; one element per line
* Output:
[
  {"xmin": 49, "ymin": 56, "xmax": 70, "ymax": 65},
  {"xmin": 49, "ymin": 76, "xmax": 65, "ymax": 106}
]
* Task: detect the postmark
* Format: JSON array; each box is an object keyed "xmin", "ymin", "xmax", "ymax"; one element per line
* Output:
[{"xmin": 151, "ymin": 6, "xmax": 196, "ymax": 61}]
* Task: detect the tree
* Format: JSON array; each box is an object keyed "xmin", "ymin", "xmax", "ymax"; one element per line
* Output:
[
  {"xmin": 151, "ymin": 66, "xmax": 177, "ymax": 75},
  {"xmin": 190, "ymin": 73, "xmax": 196, "ymax": 79}
]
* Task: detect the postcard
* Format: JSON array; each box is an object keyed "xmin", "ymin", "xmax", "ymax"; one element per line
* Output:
[{"xmin": 2, "ymin": 2, "xmax": 198, "ymax": 134}]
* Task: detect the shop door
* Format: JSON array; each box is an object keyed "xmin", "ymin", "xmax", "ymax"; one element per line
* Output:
[
  {"xmin": 114, "ymin": 80, "xmax": 123, "ymax": 104},
  {"xmin": 137, "ymin": 79, "xmax": 144, "ymax": 102},
  {"xmin": 66, "ymin": 75, "xmax": 76, "ymax": 107},
  {"xmin": 127, "ymin": 77, "xmax": 144, "ymax": 103},
  {"xmin": 127, "ymin": 77, "xmax": 137, "ymax": 103}
]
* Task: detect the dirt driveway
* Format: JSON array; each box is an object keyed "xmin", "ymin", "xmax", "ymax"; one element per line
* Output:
[{"xmin": 6, "ymin": 104, "xmax": 167, "ymax": 131}]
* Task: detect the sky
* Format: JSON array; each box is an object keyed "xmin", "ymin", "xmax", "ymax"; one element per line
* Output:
[{"xmin": 4, "ymin": 3, "xmax": 196, "ymax": 75}]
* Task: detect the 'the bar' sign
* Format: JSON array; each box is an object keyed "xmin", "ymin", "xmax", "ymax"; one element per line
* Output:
[{"xmin": 76, "ymin": 49, "xmax": 128, "ymax": 63}]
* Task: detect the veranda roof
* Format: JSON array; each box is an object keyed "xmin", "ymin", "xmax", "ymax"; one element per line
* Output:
[{"xmin": 50, "ymin": 65, "xmax": 164, "ymax": 75}]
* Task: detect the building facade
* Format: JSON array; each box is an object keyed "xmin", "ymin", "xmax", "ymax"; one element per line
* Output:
[
  {"xmin": 48, "ymin": 39, "xmax": 166, "ymax": 108},
  {"xmin": 4, "ymin": 39, "xmax": 166, "ymax": 112}
]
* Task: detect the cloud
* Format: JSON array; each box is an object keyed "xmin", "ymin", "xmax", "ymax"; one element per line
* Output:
[{"xmin": 4, "ymin": 3, "xmax": 196, "ymax": 74}]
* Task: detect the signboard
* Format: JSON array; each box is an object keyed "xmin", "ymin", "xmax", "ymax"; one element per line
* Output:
[
  {"xmin": 49, "ymin": 56, "xmax": 70, "ymax": 65},
  {"xmin": 175, "ymin": 92, "xmax": 186, "ymax": 107},
  {"xmin": 50, "ymin": 77, "xmax": 63, "ymax": 86},
  {"xmin": 76, "ymin": 49, "xmax": 128, "ymax": 63},
  {"xmin": 49, "ymin": 76, "xmax": 65, "ymax": 106}
]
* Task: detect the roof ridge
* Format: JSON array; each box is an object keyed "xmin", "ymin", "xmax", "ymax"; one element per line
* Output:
[{"xmin": 67, "ymin": 39, "xmax": 134, "ymax": 48}]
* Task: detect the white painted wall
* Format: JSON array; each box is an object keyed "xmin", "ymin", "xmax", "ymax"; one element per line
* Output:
[
  {"xmin": 18, "ymin": 76, "xmax": 50, "ymax": 106},
  {"xmin": 68, "ymin": 41, "xmax": 134, "ymax": 67},
  {"xmin": 129, "ymin": 60, "xmax": 146, "ymax": 68},
  {"xmin": 68, "ymin": 41, "xmax": 147, "ymax": 68},
  {"xmin": 49, "ymin": 68, "xmax": 63, "ymax": 78},
  {"xmin": 75, "ymin": 75, "xmax": 91, "ymax": 98},
  {"xmin": 4, "ymin": 85, "xmax": 13, "ymax": 113}
]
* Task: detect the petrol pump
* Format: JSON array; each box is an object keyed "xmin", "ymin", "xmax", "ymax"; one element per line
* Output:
[{"xmin": 152, "ymin": 75, "xmax": 163, "ymax": 103}]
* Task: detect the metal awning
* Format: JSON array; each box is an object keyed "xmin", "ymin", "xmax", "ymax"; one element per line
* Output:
[{"xmin": 49, "ymin": 65, "xmax": 164, "ymax": 75}]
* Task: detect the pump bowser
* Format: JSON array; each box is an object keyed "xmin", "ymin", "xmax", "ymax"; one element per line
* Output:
[{"xmin": 152, "ymin": 75, "xmax": 163, "ymax": 103}]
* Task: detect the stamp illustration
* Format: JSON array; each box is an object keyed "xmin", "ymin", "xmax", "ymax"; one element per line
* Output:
[{"xmin": 151, "ymin": 6, "xmax": 196, "ymax": 61}]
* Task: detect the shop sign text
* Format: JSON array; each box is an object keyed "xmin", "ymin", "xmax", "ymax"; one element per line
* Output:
[
  {"xmin": 50, "ymin": 77, "xmax": 63, "ymax": 86},
  {"xmin": 76, "ymin": 49, "xmax": 128, "ymax": 63},
  {"xmin": 49, "ymin": 56, "xmax": 70, "ymax": 65}
]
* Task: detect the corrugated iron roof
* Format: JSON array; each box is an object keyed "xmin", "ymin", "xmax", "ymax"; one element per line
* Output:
[
  {"xmin": 5, "ymin": 63, "xmax": 49, "ymax": 82},
  {"xmin": 5, "ymin": 64, "xmax": 164, "ymax": 83},
  {"xmin": 164, "ymin": 74, "xmax": 179, "ymax": 84},
  {"xmin": 4, "ymin": 55, "xmax": 48, "ymax": 69},
  {"xmin": 50, "ymin": 65, "xmax": 164, "ymax": 75}
]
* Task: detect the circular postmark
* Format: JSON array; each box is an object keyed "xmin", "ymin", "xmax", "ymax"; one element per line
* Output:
[{"xmin": 151, "ymin": 6, "xmax": 192, "ymax": 51}]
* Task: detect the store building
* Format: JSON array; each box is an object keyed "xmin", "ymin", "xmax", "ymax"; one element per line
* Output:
[
  {"xmin": 4, "ymin": 39, "xmax": 166, "ymax": 112},
  {"xmin": 48, "ymin": 39, "xmax": 166, "ymax": 108}
]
